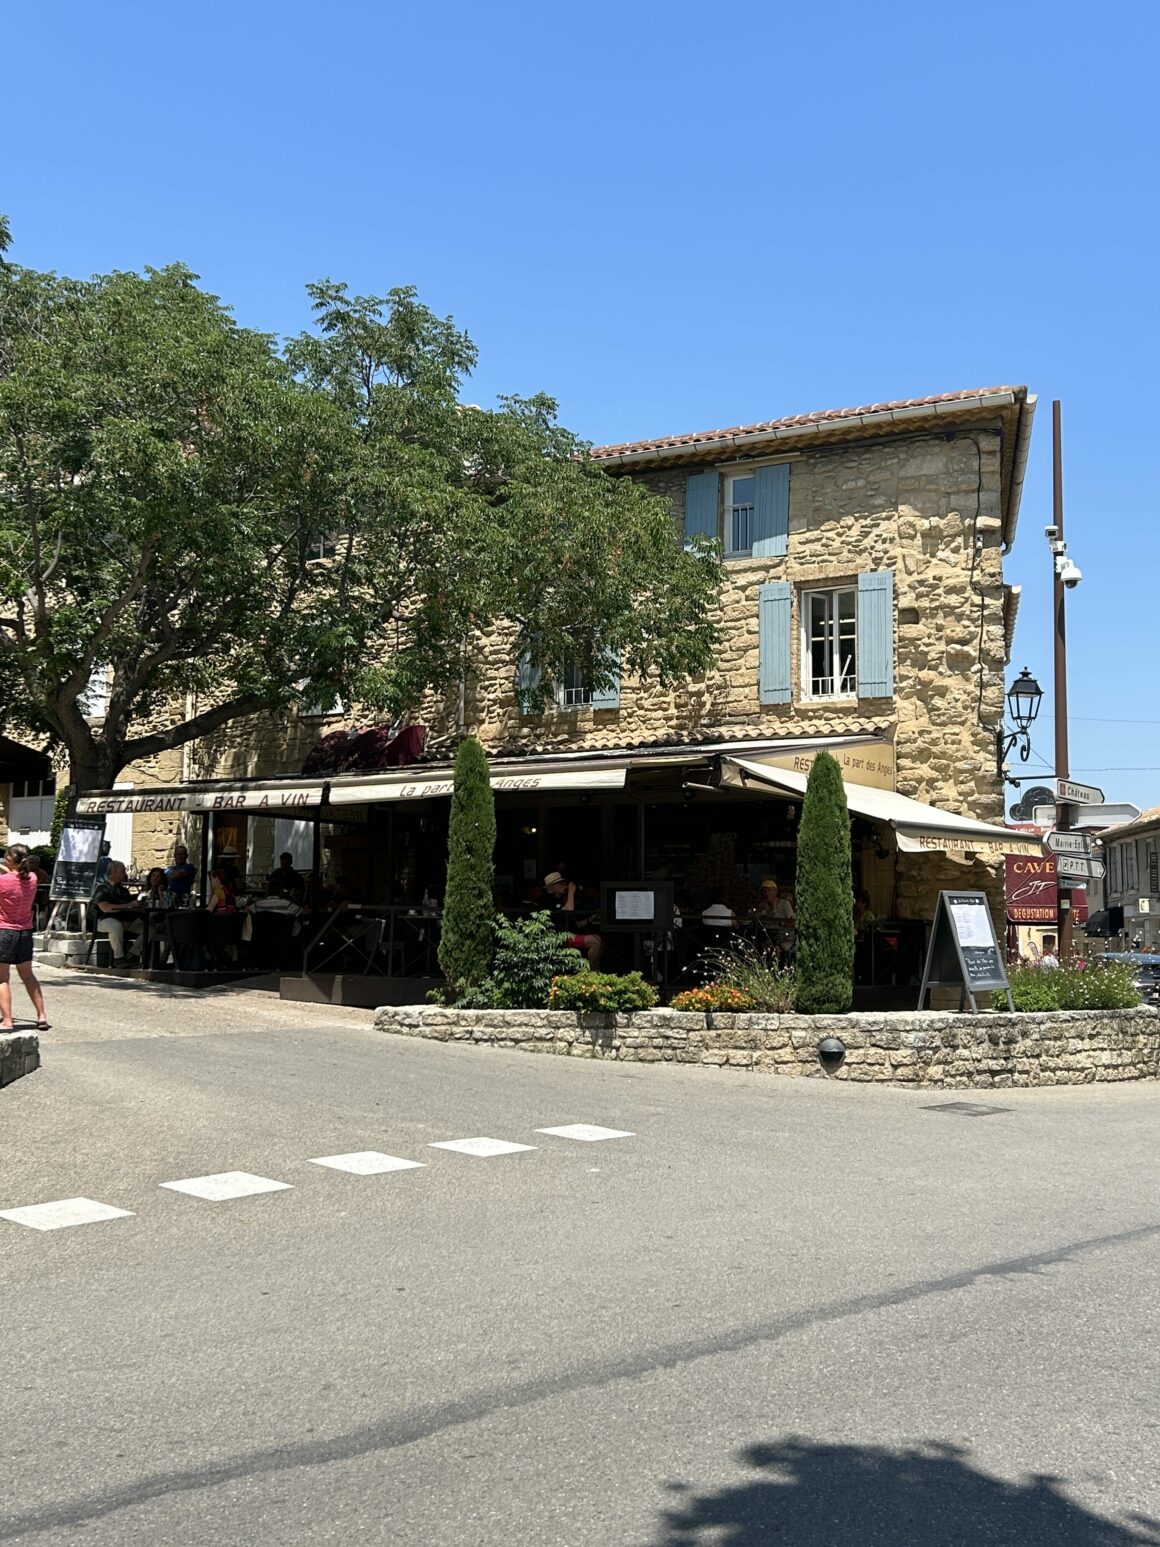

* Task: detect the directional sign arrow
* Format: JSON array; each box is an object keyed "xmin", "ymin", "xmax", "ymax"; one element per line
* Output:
[
  {"xmin": 1046, "ymin": 831, "xmax": 1094, "ymax": 856},
  {"xmin": 1054, "ymin": 778, "xmax": 1106, "ymax": 806},
  {"xmin": 1055, "ymin": 853, "xmax": 1106, "ymax": 880}
]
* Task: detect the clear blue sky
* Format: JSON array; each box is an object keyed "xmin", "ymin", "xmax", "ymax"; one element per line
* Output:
[{"xmin": 6, "ymin": 1, "xmax": 1158, "ymax": 808}]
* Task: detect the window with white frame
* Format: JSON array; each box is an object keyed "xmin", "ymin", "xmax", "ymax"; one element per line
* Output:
[
  {"xmin": 802, "ymin": 587, "xmax": 857, "ymax": 698},
  {"xmin": 300, "ymin": 694, "xmax": 345, "ymax": 719},
  {"xmin": 306, "ymin": 533, "xmax": 339, "ymax": 563},
  {"xmin": 724, "ymin": 473, "xmax": 756, "ymax": 558},
  {"xmin": 9, "ymin": 776, "xmax": 55, "ymax": 838},
  {"xmin": 558, "ymin": 662, "xmax": 591, "ymax": 709}
]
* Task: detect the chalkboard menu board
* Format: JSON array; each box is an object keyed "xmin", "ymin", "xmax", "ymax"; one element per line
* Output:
[
  {"xmin": 50, "ymin": 818, "xmax": 106, "ymax": 902},
  {"xmin": 918, "ymin": 890, "xmax": 1012, "ymax": 1012}
]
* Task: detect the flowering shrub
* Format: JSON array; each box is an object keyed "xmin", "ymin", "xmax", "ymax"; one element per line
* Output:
[
  {"xmin": 548, "ymin": 972, "xmax": 658, "ymax": 1013},
  {"xmin": 670, "ymin": 983, "xmax": 755, "ymax": 1013},
  {"xmin": 695, "ymin": 937, "xmax": 795, "ymax": 1012},
  {"xmin": 998, "ymin": 960, "xmax": 1141, "ymax": 1012}
]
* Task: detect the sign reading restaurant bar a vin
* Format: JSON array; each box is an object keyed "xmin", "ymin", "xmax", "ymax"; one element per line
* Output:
[{"xmin": 918, "ymin": 891, "xmax": 1013, "ymax": 1012}]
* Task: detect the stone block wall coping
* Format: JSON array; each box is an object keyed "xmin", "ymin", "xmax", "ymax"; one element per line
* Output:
[
  {"xmin": 372, "ymin": 1006, "xmax": 1160, "ymax": 1089},
  {"xmin": 0, "ymin": 1031, "xmax": 41, "ymax": 1089}
]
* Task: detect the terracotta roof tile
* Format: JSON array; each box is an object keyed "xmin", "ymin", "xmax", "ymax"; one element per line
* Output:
[{"xmin": 589, "ymin": 386, "xmax": 1024, "ymax": 461}]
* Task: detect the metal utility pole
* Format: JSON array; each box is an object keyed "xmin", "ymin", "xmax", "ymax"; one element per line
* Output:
[{"xmin": 1052, "ymin": 400, "xmax": 1073, "ymax": 960}]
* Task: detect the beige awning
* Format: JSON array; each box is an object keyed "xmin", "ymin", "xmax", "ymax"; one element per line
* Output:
[
  {"xmin": 76, "ymin": 782, "xmax": 327, "ymax": 816},
  {"xmin": 328, "ymin": 762, "xmax": 627, "ymax": 805},
  {"xmin": 719, "ymin": 757, "xmax": 1044, "ymax": 859}
]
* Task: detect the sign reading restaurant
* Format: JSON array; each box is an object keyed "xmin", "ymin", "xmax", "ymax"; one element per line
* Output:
[{"xmin": 76, "ymin": 786, "xmax": 324, "ymax": 815}]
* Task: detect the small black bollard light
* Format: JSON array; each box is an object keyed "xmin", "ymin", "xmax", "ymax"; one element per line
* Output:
[{"xmin": 817, "ymin": 1036, "xmax": 846, "ymax": 1072}]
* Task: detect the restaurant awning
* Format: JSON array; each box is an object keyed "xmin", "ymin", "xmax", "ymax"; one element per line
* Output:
[
  {"xmin": 75, "ymin": 781, "xmax": 328, "ymax": 816},
  {"xmin": 717, "ymin": 757, "xmax": 1044, "ymax": 859},
  {"xmin": 328, "ymin": 762, "xmax": 628, "ymax": 804}
]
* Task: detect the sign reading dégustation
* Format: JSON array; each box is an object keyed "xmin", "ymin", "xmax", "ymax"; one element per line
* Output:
[{"xmin": 918, "ymin": 890, "xmax": 1012, "ymax": 1012}]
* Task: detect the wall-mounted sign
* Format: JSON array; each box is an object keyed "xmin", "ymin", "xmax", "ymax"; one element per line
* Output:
[
  {"xmin": 755, "ymin": 736, "xmax": 895, "ymax": 792},
  {"xmin": 1005, "ymin": 855, "xmax": 1057, "ymax": 923},
  {"xmin": 919, "ymin": 890, "xmax": 1012, "ymax": 1012}
]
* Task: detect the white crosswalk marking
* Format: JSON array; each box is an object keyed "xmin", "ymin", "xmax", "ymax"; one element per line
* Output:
[
  {"xmin": 536, "ymin": 1124, "xmax": 635, "ymax": 1142},
  {"xmin": 429, "ymin": 1137, "xmax": 536, "ymax": 1158},
  {"xmin": 160, "ymin": 1172, "xmax": 292, "ymax": 1201},
  {"xmin": 309, "ymin": 1152, "xmax": 425, "ymax": 1175},
  {"xmin": 0, "ymin": 1197, "xmax": 134, "ymax": 1231}
]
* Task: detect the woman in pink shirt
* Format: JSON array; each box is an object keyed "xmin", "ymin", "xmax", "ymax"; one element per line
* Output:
[{"xmin": 0, "ymin": 844, "xmax": 48, "ymax": 1031}]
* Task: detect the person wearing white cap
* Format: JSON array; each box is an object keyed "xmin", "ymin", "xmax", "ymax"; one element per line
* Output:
[{"xmin": 543, "ymin": 871, "xmax": 602, "ymax": 967}]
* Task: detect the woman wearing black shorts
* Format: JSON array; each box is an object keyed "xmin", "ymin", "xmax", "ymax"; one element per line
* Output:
[{"xmin": 0, "ymin": 843, "xmax": 49, "ymax": 1031}]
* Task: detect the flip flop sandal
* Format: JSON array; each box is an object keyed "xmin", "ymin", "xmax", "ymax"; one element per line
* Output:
[{"xmin": 36, "ymin": 1020, "xmax": 50, "ymax": 1031}]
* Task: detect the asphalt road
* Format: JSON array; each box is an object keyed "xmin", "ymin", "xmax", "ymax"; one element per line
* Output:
[{"xmin": 2, "ymin": 968, "xmax": 1159, "ymax": 1545}]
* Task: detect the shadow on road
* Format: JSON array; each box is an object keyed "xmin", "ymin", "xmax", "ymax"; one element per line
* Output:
[{"xmin": 653, "ymin": 1437, "xmax": 1160, "ymax": 1546}]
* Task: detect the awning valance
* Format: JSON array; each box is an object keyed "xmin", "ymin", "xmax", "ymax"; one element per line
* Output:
[
  {"xmin": 328, "ymin": 763, "xmax": 627, "ymax": 805},
  {"xmin": 718, "ymin": 757, "xmax": 1044, "ymax": 859},
  {"xmin": 76, "ymin": 782, "xmax": 327, "ymax": 816}
]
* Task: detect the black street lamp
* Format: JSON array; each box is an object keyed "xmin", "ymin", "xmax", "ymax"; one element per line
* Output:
[{"xmin": 997, "ymin": 667, "xmax": 1043, "ymax": 780}]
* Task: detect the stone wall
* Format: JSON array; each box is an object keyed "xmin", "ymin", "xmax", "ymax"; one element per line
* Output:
[
  {"xmin": 0, "ymin": 1030, "xmax": 40, "ymax": 1089},
  {"xmin": 374, "ymin": 1005, "xmax": 1160, "ymax": 1089}
]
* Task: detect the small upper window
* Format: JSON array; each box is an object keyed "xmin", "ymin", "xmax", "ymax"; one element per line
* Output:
[
  {"xmin": 724, "ymin": 474, "xmax": 756, "ymax": 559},
  {"xmin": 803, "ymin": 587, "xmax": 857, "ymax": 698},
  {"xmin": 301, "ymin": 695, "xmax": 345, "ymax": 719},
  {"xmin": 78, "ymin": 665, "xmax": 110, "ymax": 721},
  {"xmin": 306, "ymin": 534, "xmax": 339, "ymax": 563},
  {"xmin": 558, "ymin": 663, "xmax": 592, "ymax": 709},
  {"xmin": 1124, "ymin": 843, "xmax": 1139, "ymax": 892}
]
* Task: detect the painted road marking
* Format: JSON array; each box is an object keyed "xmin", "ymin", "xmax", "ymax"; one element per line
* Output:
[
  {"xmin": 309, "ymin": 1151, "xmax": 426, "ymax": 1176},
  {"xmin": 0, "ymin": 1197, "xmax": 134, "ymax": 1232},
  {"xmin": 429, "ymin": 1137, "xmax": 537, "ymax": 1158},
  {"xmin": 536, "ymin": 1124, "xmax": 635, "ymax": 1143},
  {"xmin": 160, "ymin": 1171, "xmax": 292, "ymax": 1201}
]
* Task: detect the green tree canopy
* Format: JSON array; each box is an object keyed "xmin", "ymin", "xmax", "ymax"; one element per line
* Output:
[{"xmin": 0, "ymin": 226, "xmax": 722, "ymax": 793}]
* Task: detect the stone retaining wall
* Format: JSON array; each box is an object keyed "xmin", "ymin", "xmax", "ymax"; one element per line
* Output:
[
  {"xmin": 0, "ymin": 1031, "xmax": 40, "ymax": 1089},
  {"xmin": 373, "ymin": 1006, "xmax": 1160, "ymax": 1088}
]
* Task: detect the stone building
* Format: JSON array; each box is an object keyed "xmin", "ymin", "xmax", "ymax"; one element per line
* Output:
[{"xmin": 75, "ymin": 384, "xmax": 1042, "ymax": 987}]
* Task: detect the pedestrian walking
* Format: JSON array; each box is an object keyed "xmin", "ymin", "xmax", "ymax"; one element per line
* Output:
[{"xmin": 0, "ymin": 843, "xmax": 49, "ymax": 1031}]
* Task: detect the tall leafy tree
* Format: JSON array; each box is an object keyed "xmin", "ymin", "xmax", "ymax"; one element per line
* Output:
[
  {"xmin": 438, "ymin": 736, "xmax": 496, "ymax": 995},
  {"xmin": 0, "ymin": 227, "xmax": 722, "ymax": 796},
  {"xmin": 794, "ymin": 752, "xmax": 854, "ymax": 1014}
]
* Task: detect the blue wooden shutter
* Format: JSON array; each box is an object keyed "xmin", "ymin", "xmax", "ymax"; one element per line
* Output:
[
  {"xmin": 591, "ymin": 650, "xmax": 621, "ymax": 710},
  {"xmin": 758, "ymin": 581, "xmax": 792, "ymax": 704},
  {"xmin": 856, "ymin": 570, "xmax": 894, "ymax": 698},
  {"xmin": 684, "ymin": 470, "xmax": 718, "ymax": 547},
  {"xmin": 516, "ymin": 651, "xmax": 541, "ymax": 714},
  {"xmin": 752, "ymin": 464, "xmax": 790, "ymax": 558}
]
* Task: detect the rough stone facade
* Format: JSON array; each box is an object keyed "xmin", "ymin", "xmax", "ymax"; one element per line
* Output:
[
  {"xmin": 0, "ymin": 1030, "xmax": 40, "ymax": 1088},
  {"xmin": 374, "ymin": 1005, "xmax": 1160, "ymax": 1089},
  {"xmin": 107, "ymin": 396, "xmax": 1026, "ymax": 930}
]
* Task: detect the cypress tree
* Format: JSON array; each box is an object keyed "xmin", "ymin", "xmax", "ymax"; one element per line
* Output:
[
  {"xmin": 438, "ymin": 736, "xmax": 496, "ymax": 996},
  {"xmin": 794, "ymin": 751, "xmax": 854, "ymax": 1014}
]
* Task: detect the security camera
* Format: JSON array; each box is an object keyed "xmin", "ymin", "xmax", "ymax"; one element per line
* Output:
[
  {"xmin": 1044, "ymin": 524, "xmax": 1059, "ymax": 539},
  {"xmin": 1057, "ymin": 556, "xmax": 1082, "ymax": 588}
]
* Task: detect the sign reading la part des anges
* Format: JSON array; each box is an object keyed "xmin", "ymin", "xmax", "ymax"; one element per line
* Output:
[{"xmin": 918, "ymin": 890, "xmax": 1012, "ymax": 1012}]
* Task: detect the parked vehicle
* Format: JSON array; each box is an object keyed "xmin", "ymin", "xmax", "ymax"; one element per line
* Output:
[{"xmin": 1102, "ymin": 952, "xmax": 1160, "ymax": 1006}]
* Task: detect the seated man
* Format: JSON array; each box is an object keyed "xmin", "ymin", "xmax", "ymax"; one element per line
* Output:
[
  {"xmin": 266, "ymin": 851, "xmax": 302, "ymax": 899},
  {"xmin": 165, "ymin": 845, "xmax": 197, "ymax": 902},
  {"xmin": 92, "ymin": 861, "xmax": 145, "ymax": 964},
  {"xmin": 544, "ymin": 870, "xmax": 602, "ymax": 967}
]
